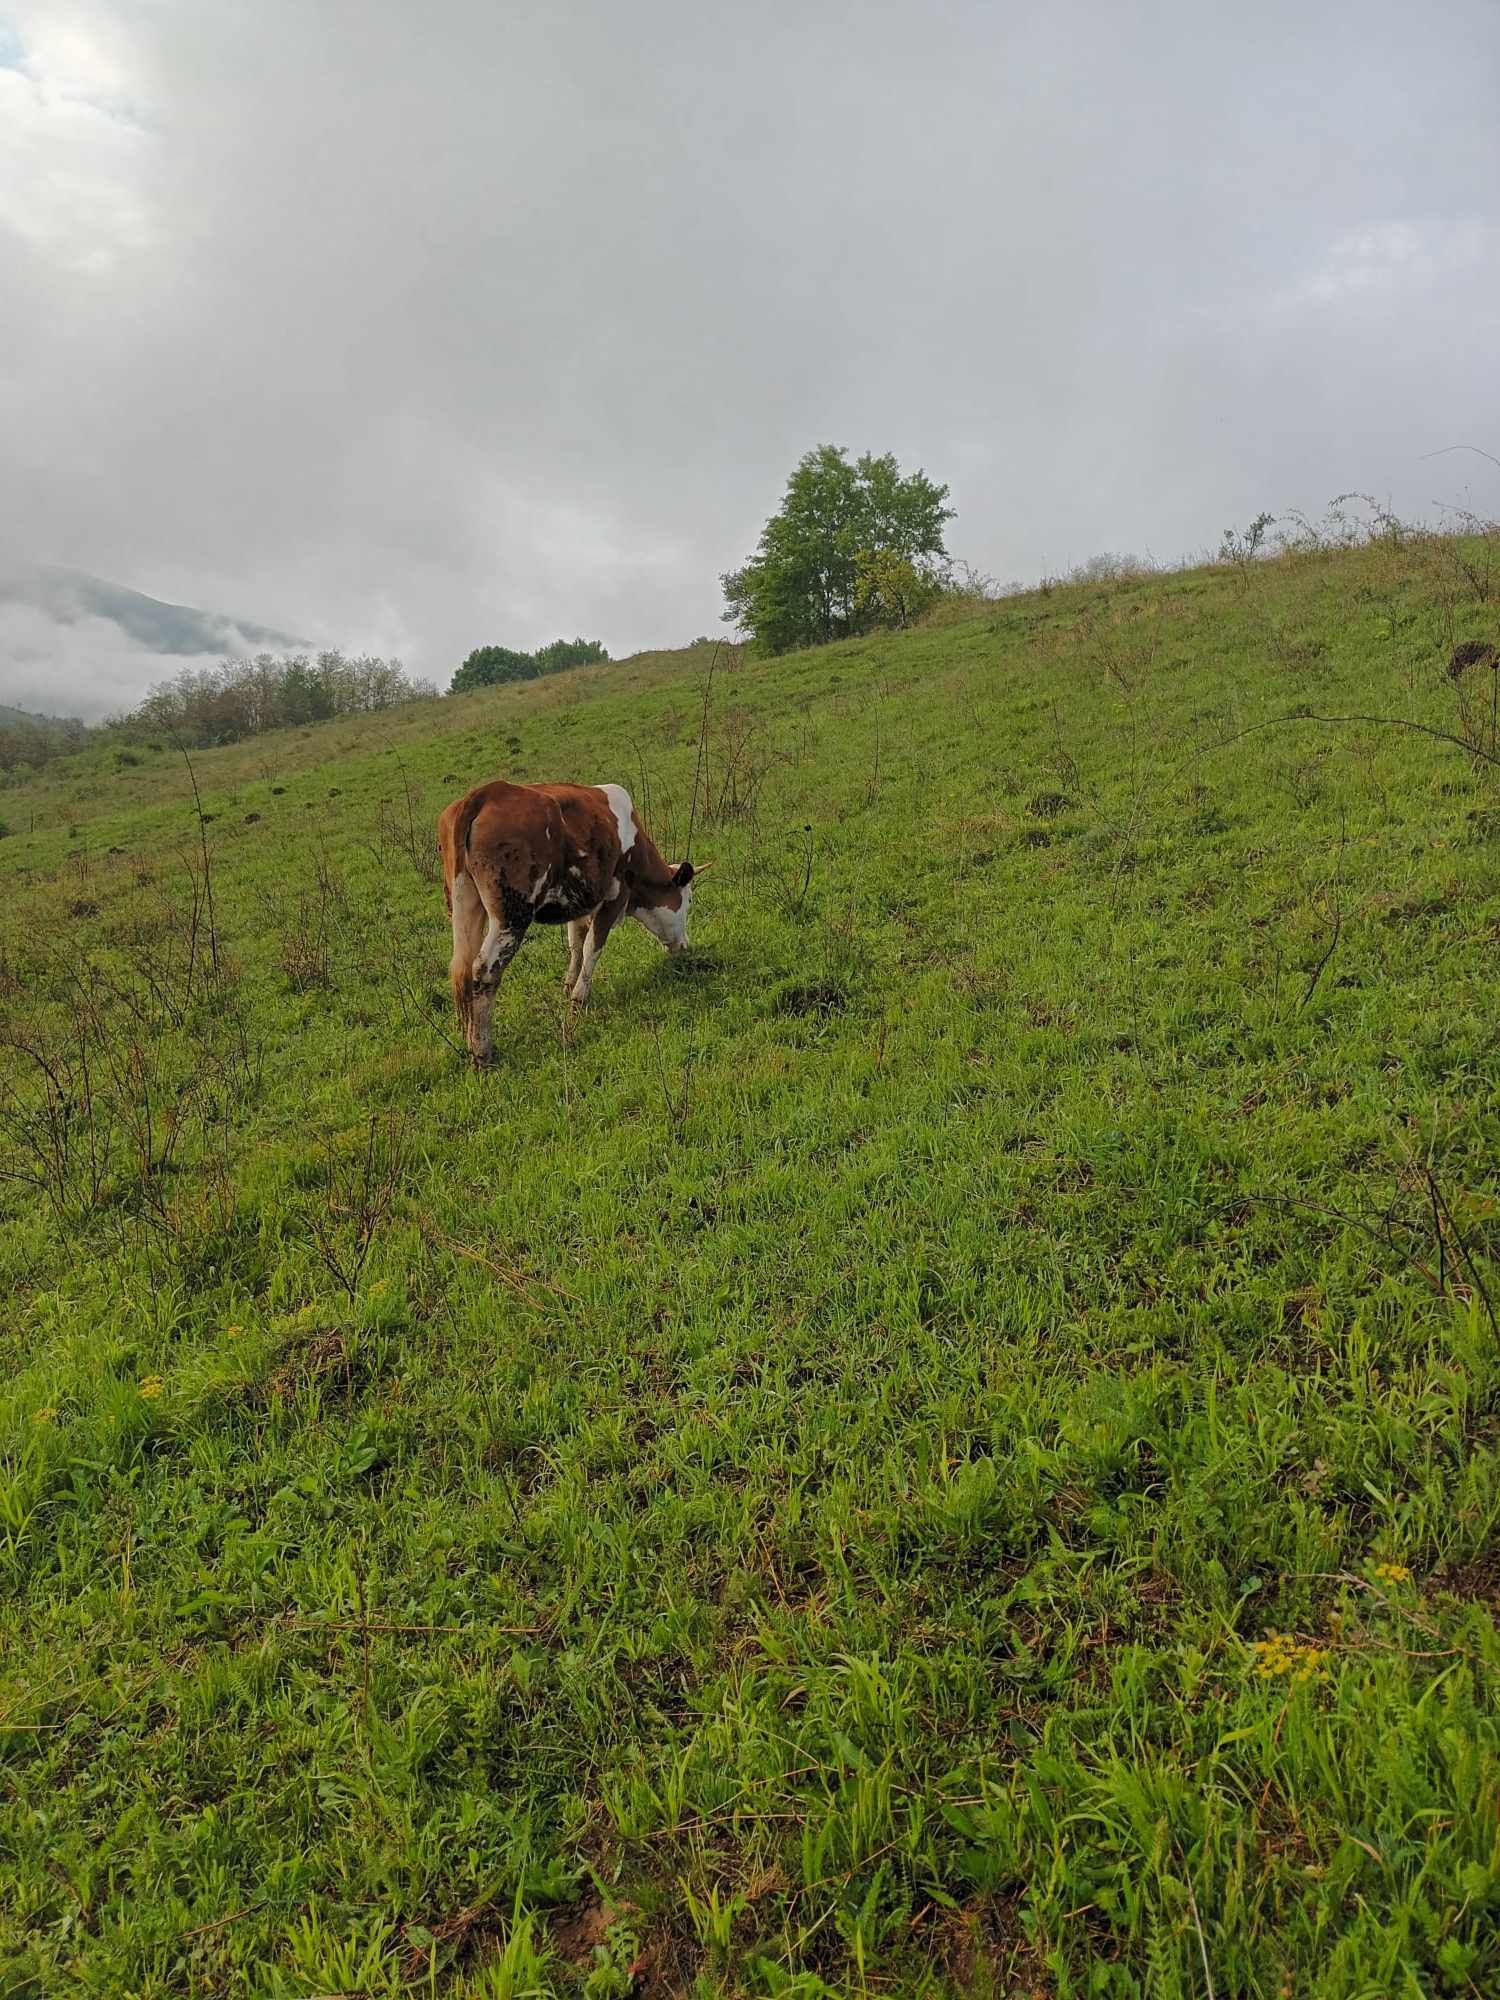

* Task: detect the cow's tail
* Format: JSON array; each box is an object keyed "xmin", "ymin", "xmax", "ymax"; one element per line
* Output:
[
  {"xmin": 445, "ymin": 787, "xmax": 489, "ymax": 874},
  {"xmin": 454, "ymin": 787, "xmax": 489, "ymax": 870},
  {"xmin": 438, "ymin": 786, "xmax": 490, "ymax": 914}
]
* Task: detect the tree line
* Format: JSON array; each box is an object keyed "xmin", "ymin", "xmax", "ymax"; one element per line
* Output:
[
  {"xmin": 0, "ymin": 710, "xmax": 91, "ymax": 776},
  {"xmin": 117, "ymin": 651, "xmax": 438, "ymax": 747}
]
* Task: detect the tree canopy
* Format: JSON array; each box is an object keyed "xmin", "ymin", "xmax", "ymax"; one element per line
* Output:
[
  {"xmin": 449, "ymin": 646, "xmax": 539, "ymax": 693},
  {"xmin": 534, "ymin": 637, "xmax": 609, "ymax": 674},
  {"xmin": 449, "ymin": 638, "xmax": 610, "ymax": 694},
  {"xmin": 722, "ymin": 445, "xmax": 953, "ymax": 654}
]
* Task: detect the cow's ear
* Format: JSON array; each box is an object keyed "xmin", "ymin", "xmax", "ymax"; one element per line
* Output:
[{"xmin": 672, "ymin": 860, "xmax": 695, "ymax": 888}]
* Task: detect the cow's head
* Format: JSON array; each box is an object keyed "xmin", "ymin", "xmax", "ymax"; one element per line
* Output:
[{"xmin": 632, "ymin": 860, "xmax": 711, "ymax": 954}]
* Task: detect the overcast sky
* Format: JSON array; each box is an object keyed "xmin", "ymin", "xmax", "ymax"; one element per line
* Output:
[{"xmin": 2, "ymin": 0, "xmax": 1498, "ymax": 716}]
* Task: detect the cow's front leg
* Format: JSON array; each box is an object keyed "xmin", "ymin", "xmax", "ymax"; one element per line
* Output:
[
  {"xmin": 562, "ymin": 917, "xmax": 590, "ymax": 999},
  {"xmin": 467, "ymin": 914, "xmax": 528, "ymax": 1064},
  {"xmin": 569, "ymin": 892, "xmax": 626, "ymax": 1008}
]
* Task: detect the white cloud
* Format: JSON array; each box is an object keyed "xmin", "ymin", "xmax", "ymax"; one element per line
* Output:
[
  {"xmin": 1283, "ymin": 218, "xmax": 1494, "ymax": 312},
  {"xmin": 0, "ymin": 6, "xmax": 154, "ymax": 274}
]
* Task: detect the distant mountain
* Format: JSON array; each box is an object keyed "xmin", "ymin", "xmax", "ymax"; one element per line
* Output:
[{"xmin": 0, "ymin": 561, "xmax": 305, "ymax": 659}]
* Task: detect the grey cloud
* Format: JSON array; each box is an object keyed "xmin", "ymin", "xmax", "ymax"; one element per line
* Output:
[{"xmin": 2, "ymin": 0, "xmax": 1498, "ymax": 715}]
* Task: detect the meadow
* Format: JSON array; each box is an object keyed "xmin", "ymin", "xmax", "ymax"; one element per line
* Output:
[{"xmin": 1, "ymin": 523, "xmax": 1498, "ymax": 1998}]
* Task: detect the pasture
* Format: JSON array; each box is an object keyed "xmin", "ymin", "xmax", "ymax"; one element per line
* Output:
[{"xmin": 2, "ymin": 528, "xmax": 1499, "ymax": 1997}]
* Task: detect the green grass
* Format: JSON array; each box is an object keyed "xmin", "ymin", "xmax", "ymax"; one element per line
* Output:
[{"xmin": 2, "ymin": 529, "xmax": 1499, "ymax": 1998}]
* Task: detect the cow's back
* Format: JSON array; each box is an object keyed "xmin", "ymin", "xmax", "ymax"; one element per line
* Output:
[
  {"xmin": 438, "ymin": 779, "xmax": 531, "ymax": 887},
  {"xmin": 440, "ymin": 779, "xmax": 627, "ymax": 905}
]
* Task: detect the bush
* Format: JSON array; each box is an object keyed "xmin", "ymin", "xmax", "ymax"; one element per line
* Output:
[{"xmin": 1064, "ymin": 551, "xmax": 1155, "ymax": 585}]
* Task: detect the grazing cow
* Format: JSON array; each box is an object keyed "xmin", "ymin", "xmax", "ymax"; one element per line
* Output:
[{"xmin": 437, "ymin": 778, "xmax": 709, "ymax": 1064}]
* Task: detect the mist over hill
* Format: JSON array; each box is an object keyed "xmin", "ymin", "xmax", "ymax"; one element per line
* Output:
[{"xmin": 0, "ymin": 560, "xmax": 306, "ymax": 720}]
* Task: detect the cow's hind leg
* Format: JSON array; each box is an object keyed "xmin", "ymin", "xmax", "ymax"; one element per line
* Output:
[
  {"xmin": 449, "ymin": 870, "xmax": 489, "ymax": 1058},
  {"xmin": 464, "ymin": 907, "xmax": 528, "ymax": 1066}
]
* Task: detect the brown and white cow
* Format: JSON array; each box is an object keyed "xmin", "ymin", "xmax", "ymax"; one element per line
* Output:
[{"xmin": 437, "ymin": 778, "xmax": 709, "ymax": 1064}]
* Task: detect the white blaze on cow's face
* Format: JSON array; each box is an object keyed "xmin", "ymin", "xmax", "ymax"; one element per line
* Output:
[{"xmin": 633, "ymin": 878, "xmax": 693, "ymax": 953}]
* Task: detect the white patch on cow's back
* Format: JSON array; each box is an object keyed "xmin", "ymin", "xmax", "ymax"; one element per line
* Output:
[{"xmin": 598, "ymin": 783, "xmax": 637, "ymax": 856}]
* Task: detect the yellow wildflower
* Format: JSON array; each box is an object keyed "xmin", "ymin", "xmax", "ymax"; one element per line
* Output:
[
  {"xmin": 1371, "ymin": 1561, "xmax": 1412, "ymax": 1586},
  {"xmin": 33, "ymin": 1406, "xmax": 58, "ymax": 1425},
  {"xmin": 138, "ymin": 1375, "xmax": 165, "ymax": 1400},
  {"xmin": 1251, "ymin": 1630, "xmax": 1330, "ymax": 1682}
]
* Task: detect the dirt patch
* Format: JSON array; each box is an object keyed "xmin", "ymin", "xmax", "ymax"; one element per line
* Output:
[
  {"xmin": 664, "ymin": 947, "xmax": 722, "ymax": 981},
  {"xmin": 622, "ymin": 1929, "xmax": 701, "ymax": 2000},
  {"xmin": 1187, "ymin": 802, "xmax": 1229, "ymax": 836},
  {"xmin": 263, "ymin": 1326, "xmax": 358, "ymax": 1402},
  {"xmin": 1447, "ymin": 638, "xmax": 1497, "ymax": 678},
  {"xmin": 1431, "ymin": 1550, "xmax": 1500, "ymax": 1608},
  {"xmin": 546, "ymin": 1894, "xmax": 698, "ymax": 1994},
  {"xmin": 400, "ymin": 1903, "xmax": 507, "ymax": 1981},
  {"xmin": 1023, "ymin": 1000, "xmax": 1075, "ymax": 1031},
  {"xmin": 1375, "ymin": 889, "xmax": 1460, "ymax": 929},
  {"xmin": 927, "ymin": 1895, "xmax": 1054, "ymax": 1997},
  {"xmin": 549, "ymin": 1895, "xmax": 622, "ymax": 1967},
  {"xmin": 773, "ymin": 979, "xmax": 848, "ymax": 1020},
  {"xmin": 1281, "ymin": 1287, "xmax": 1325, "ymax": 1333}
]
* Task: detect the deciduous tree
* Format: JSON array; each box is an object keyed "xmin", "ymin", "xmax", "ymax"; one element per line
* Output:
[{"xmin": 722, "ymin": 445, "xmax": 953, "ymax": 653}]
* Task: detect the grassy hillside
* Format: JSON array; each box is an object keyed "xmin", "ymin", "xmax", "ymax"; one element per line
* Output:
[{"xmin": 2, "ymin": 531, "xmax": 1498, "ymax": 1999}]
